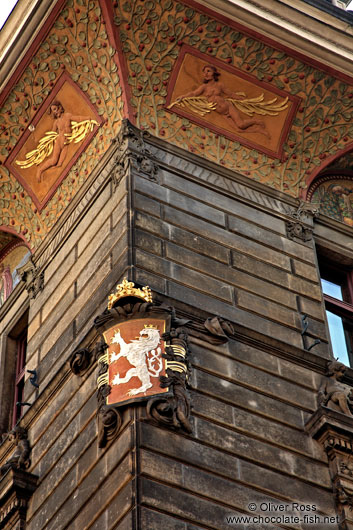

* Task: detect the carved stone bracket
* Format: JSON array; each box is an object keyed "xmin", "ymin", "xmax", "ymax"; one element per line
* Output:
[
  {"xmin": 187, "ymin": 316, "xmax": 235, "ymax": 345},
  {"xmin": 111, "ymin": 120, "xmax": 159, "ymax": 187},
  {"xmin": 306, "ymin": 407, "xmax": 353, "ymax": 528},
  {"xmin": 69, "ymin": 341, "xmax": 107, "ymax": 377},
  {"xmin": 0, "ymin": 467, "xmax": 38, "ymax": 530},
  {"xmin": 0, "ymin": 427, "xmax": 31, "ymax": 476},
  {"xmin": 0, "ymin": 426, "xmax": 37, "ymax": 529},
  {"xmin": 286, "ymin": 200, "xmax": 320, "ymax": 242},
  {"xmin": 17, "ymin": 259, "xmax": 44, "ymax": 300}
]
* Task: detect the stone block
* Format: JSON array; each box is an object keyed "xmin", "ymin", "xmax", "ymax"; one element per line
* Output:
[
  {"xmin": 194, "ymin": 369, "xmax": 304, "ymax": 428},
  {"xmin": 28, "ymin": 284, "xmax": 75, "ymax": 358},
  {"xmin": 167, "ymin": 280, "xmax": 302, "ymax": 348},
  {"xmin": 236, "ymin": 289, "xmax": 300, "ymax": 330},
  {"xmin": 192, "ymin": 346, "xmax": 315, "ymax": 409},
  {"xmin": 194, "ymin": 416, "xmax": 331, "ymax": 487},
  {"xmin": 112, "ymin": 195, "xmax": 129, "ymax": 230},
  {"xmin": 91, "ymin": 480, "xmax": 134, "ymax": 530},
  {"xmin": 135, "ymin": 268, "xmax": 167, "ymax": 295},
  {"xmin": 191, "ymin": 392, "xmax": 320, "ymax": 459},
  {"xmin": 135, "ymin": 175, "xmax": 226, "ymax": 227},
  {"xmin": 134, "ymin": 190, "xmax": 162, "ymax": 217},
  {"xmin": 161, "ymin": 169, "xmax": 287, "ymax": 235},
  {"xmin": 30, "ymin": 246, "xmax": 76, "ymax": 320},
  {"xmin": 229, "ymin": 215, "xmax": 314, "ymax": 263},
  {"xmin": 165, "ymin": 242, "xmax": 295, "ymax": 308},
  {"xmin": 72, "ymin": 453, "xmax": 132, "ymax": 530},
  {"xmin": 292, "ymin": 259, "xmax": 319, "ymax": 282},
  {"xmin": 135, "ymin": 248, "xmax": 234, "ymax": 303},
  {"xmin": 135, "ymin": 229, "xmax": 163, "ymax": 256}
]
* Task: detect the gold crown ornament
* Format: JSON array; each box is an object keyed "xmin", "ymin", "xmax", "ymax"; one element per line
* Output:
[{"xmin": 108, "ymin": 278, "xmax": 152, "ymax": 309}]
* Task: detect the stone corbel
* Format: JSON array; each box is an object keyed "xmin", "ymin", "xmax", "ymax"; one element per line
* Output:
[
  {"xmin": 112, "ymin": 120, "xmax": 159, "ymax": 187},
  {"xmin": 17, "ymin": 259, "xmax": 44, "ymax": 300},
  {"xmin": 306, "ymin": 361, "xmax": 353, "ymax": 528},
  {"xmin": 0, "ymin": 426, "xmax": 37, "ymax": 529},
  {"xmin": 186, "ymin": 316, "xmax": 235, "ymax": 345},
  {"xmin": 286, "ymin": 200, "xmax": 320, "ymax": 242}
]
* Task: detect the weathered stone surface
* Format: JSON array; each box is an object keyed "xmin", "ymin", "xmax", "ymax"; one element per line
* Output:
[
  {"xmin": 134, "ymin": 190, "xmax": 162, "ymax": 217},
  {"xmin": 135, "ymin": 229, "xmax": 163, "ymax": 256},
  {"xmin": 194, "ymin": 416, "xmax": 331, "ymax": 487},
  {"xmin": 140, "ymin": 508, "xmax": 205, "ymax": 530},
  {"xmin": 292, "ymin": 258, "xmax": 319, "ymax": 282},
  {"xmin": 135, "ymin": 248, "xmax": 234, "ymax": 303},
  {"xmin": 229, "ymin": 215, "xmax": 314, "ymax": 263},
  {"xmin": 166, "ymin": 242, "xmax": 296, "ymax": 308},
  {"xmin": 161, "ymin": 170, "xmax": 287, "ymax": 235},
  {"xmin": 193, "ymin": 369, "xmax": 304, "ymax": 428},
  {"xmin": 135, "ymin": 175, "xmax": 226, "ymax": 227},
  {"xmin": 192, "ymin": 345, "xmax": 316, "ymax": 409}
]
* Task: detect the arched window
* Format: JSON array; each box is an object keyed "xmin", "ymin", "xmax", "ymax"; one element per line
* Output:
[{"xmin": 0, "ymin": 232, "xmax": 31, "ymax": 308}]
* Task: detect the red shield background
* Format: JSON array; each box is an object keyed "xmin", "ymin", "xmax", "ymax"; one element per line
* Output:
[{"xmin": 103, "ymin": 318, "xmax": 169, "ymax": 406}]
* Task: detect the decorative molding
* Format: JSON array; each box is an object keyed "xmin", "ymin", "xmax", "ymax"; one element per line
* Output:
[
  {"xmin": 0, "ymin": 467, "xmax": 38, "ymax": 530},
  {"xmin": 17, "ymin": 259, "xmax": 44, "ymax": 300},
  {"xmin": 149, "ymin": 143, "xmax": 295, "ymax": 217},
  {"xmin": 187, "ymin": 316, "xmax": 235, "ymax": 345},
  {"xmin": 110, "ymin": 120, "xmax": 160, "ymax": 188},
  {"xmin": 286, "ymin": 200, "xmax": 320, "ymax": 242}
]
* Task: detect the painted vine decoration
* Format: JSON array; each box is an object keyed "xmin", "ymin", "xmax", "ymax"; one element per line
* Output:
[
  {"xmin": 113, "ymin": 0, "xmax": 353, "ymax": 195},
  {"xmin": 0, "ymin": 0, "xmax": 123, "ymax": 248}
]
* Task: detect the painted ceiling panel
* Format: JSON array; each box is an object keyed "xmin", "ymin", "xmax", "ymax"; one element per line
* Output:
[{"xmin": 1, "ymin": 0, "xmax": 353, "ymax": 249}]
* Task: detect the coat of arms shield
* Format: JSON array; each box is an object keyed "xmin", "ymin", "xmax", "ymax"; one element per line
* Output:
[{"xmin": 102, "ymin": 317, "xmax": 170, "ymax": 407}]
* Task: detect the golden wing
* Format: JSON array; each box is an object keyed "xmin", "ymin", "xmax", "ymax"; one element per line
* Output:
[
  {"xmin": 167, "ymin": 97, "xmax": 217, "ymax": 117},
  {"xmin": 65, "ymin": 119, "xmax": 99, "ymax": 144},
  {"xmin": 227, "ymin": 95, "xmax": 289, "ymax": 117},
  {"xmin": 15, "ymin": 131, "xmax": 58, "ymax": 168}
]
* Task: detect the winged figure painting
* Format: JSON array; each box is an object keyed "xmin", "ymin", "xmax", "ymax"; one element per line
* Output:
[
  {"xmin": 16, "ymin": 101, "xmax": 98, "ymax": 182},
  {"xmin": 168, "ymin": 65, "xmax": 288, "ymax": 138}
]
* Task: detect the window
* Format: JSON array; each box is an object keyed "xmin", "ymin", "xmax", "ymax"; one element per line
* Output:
[
  {"xmin": 12, "ymin": 330, "xmax": 27, "ymax": 427},
  {"xmin": 319, "ymin": 262, "xmax": 353, "ymax": 366},
  {"xmin": 0, "ymin": 311, "xmax": 28, "ymax": 435}
]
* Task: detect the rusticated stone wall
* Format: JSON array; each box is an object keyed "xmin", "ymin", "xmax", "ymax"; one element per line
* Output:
[{"xmin": 0, "ymin": 125, "xmax": 342, "ymax": 529}]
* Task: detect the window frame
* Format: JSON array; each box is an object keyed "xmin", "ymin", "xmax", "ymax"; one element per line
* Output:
[{"xmin": 319, "ymin": 261, "xmax": 353, "ymax": 366}]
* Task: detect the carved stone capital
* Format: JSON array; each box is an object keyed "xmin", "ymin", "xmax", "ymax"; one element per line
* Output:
[
  {"xmin": 286, "ymin": 200, "xmax": 319, "ymax": 242},
  {"xmin": 17, "ymin": 259, "xmax": 44, "ymax": 300},
  {"xmin": 114, "ymin": 120, "xmax": 159, "ymax": 184},
  {"xmin": 286, "ymin": 220, "xmax": 313, "ymax": 242},
  {"xmin": 0, "ymin": 467, "xmax": 38, "ymax": 530}
]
